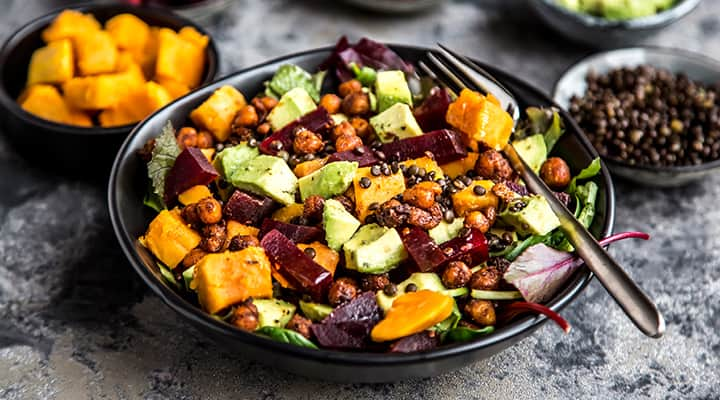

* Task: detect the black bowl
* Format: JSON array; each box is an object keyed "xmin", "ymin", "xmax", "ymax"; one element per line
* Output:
[
  {"xmin": 0, "ymin": 4, "xmax": 219, "ymax": 177},
  {"xmin": 108, "ymin": 45, "xmax": 615, "ymax": 382},
  {"xmin": 529, "ymin": 0, "xmax": 701, "ymax": 49}
]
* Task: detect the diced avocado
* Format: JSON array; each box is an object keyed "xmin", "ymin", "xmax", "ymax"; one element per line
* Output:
[
  {"xmin": 254, "ymin": 299, "xmax": 296, "ymax": 328},
  {"xmin": 653, "ymin": 0, "xmax": 675, "ymax": 10},
  {"xmin": 375, "ymin": 70, "xmax": 412, "ymax": 112},
  {"xmin": 602, "ymin": 0, "xmax": 656, "ymax": 20},
  {"xmin": 376, "ymin": 272, "xmax": 446, "ymax": 312},
  {"xmin": 229, "ymin": 155, "xmax": 298, "ymax": 205},
  {"xmin": 298, "ymin": 161, "xmax": 358, "ymax": 201},
  {"xmin": 298, "ymin": 300, "xmax": 333, "ymax": 322},
  {"xmin": 489, "ymin": 227, "xmax": 518, "ymax": 243},
  {"xmin": 499, "ymin": 195, "xmax": 560, "ymax": 236},
  {"xmin": 512, "ymin": 134, "xmax": 547, "ymax": 173},
  {"xmin": 323, "ymin": 198, "xmax": 361, "ymax": 251},
  {"xmin": 428, "ymin": 217, "xmax": 465, "ymax": 244},
  {"xmin": 344, "ymin": 224, "xmax": 407, "ymax": 274},
  {"xmin": 369, "ymin": 103, "xmax": 424, "ymax": 143},
  {"xmin": 213, "ymin": 143, "xmax": 259, "ymax": 179},
  {"xmin": 267, "ymin": 87, "xmax": 316, "ymax": 131},
  {"xmin": 556, "ymin": 0, "xmax": 580, "ymax": 11}
]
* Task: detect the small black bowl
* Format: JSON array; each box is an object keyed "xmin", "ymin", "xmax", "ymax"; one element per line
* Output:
[
  {"xmin": 108, "ymin": 45, "xmax": 615, "ymax": 382},
  {"xmin": 0, "ymin": 4, "xmax": 219, "ymax": 177},
  {"xmin": 530, "ymin": 0, "xmax": 701, "ymax": 49}
]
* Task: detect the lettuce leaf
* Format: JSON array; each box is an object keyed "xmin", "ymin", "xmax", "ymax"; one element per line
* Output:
[
  {"xmin": 567, "ymin": 157, "xmax": 601, "ymax": 194},
  {"xmin": 147, "ymin": 121, "xmax": 181, "ymax": 203},
  {"xmin": 543, "ymin": 110, "xmax": 564, "ymax": 154},
  {"xmin": 256, "ymin": 326, "xmax": 319, "ymax": 349},
  {"xmin": 440, "ymin": 326, "xmax": 495, "ymax": 343},
  {"xmin": 267, "ymin": 64, "xmax": 324, "ymax": 102}
]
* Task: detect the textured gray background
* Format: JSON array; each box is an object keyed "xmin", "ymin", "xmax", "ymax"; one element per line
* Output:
[{"xmin": 1, "ymin": 0, "xmax": 719, "ymax": 399}]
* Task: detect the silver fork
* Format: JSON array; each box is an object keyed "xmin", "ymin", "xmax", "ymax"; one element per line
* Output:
[{"xmin": 423, "ymin": 44, "xmax": 665, "ymax": 338}]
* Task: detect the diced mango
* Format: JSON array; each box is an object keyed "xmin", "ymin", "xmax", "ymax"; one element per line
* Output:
[
  {"xmin": 451, "ymin": 179, "xmax": 498, "ymax": 217},
  {"xmin": 178, "ymin": 185, "xmax": 212, "ymax": 205},
  {"xmin": 105, "ymin": 13, "xmax": 150, "ymax": 53},
  {"xmin": 195, "ymin": 247, "xmax": 273, "ymax": 314},
  {"xmin": 98, "ymin": 81, "xmax": 172, "ymax": 127},
  {"xmin": 353, "ymin": 166, "xmax": 406, "ymax": 222},
  {"xmin": 400, "ymin": 156, "xmax": 444, "ymax": 179},
  {"xmin": 446, "ymin": 89, "xmax": 513, "ymax": 151},
  {"xmin": 26, "ymin": 39, "xmax": 74, "ymax": 85},
  {"xmin": 74, "ymin": 30, "xmax": 118, "ymax": 76},
  {"xmin": 156, "ymin": 77, "xmax": 190, "ymax": 100},
  {"xmin": 271, "ymin": 203, "xmax": 304, "ymax": 223},
  {"xmin": 293, "ymin": 157, "xmax": 327, "ymax": 178},
  {"xmin": 297, "ymin": 242, "xmax": 339, "ymax": 276},
  {"xmin": 41, "ymin": 10, "xmax": 101, "ymax": 42},
  {"xmin": 142, "ymin": 209, "xmax": 201, "ymax": 269},
  {"xmin": 440, "ymin": 152, "xmax": 479, "ymax": 179},
  {"xmin": 19, "ymin": 84, "xmax": 91, "ymax": 127},
  {"xmin": 155, "ymin": 27, "xmax": 206, "ymax": 88},
  {"xmin": 189, "ymin": 85, "xmax": 246, "ymax": 142},
  {"xmin": 227, "ymin": 221, "xmax": 260, "ymax": 239}
]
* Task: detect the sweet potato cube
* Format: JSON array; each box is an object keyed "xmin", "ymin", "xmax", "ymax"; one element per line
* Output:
[
  {"xmin": 156, "ymin": 77, "xmax": 190, "ymax": 100},
  {"xmin": 446, "ymin": 89, "xmax": 513, "ymax": 151},
  {"xmin": 293, "ymin": 157, "xmax": 327, "ymax": 178},
  {"xmin": 400, "ymin": 156, "xmax": 444, "ymax": 179},
  {"xmin": 178, "ymin": 185, "xmax": 212, "ymax": 205},
  {"xmin": 271, "ymin": 203, "xmax": 304, "ymax": 223},
  {"xmin": 353, "ymin": 166, "xmax": 406, "ymax": 222},
  {"xmin": 178, "ymin": 26, "xmax": 209, "ymax": 49},
  {"xmin": 27, "ymin": 39, "xmax": 74, "ymax": 85},
  {"xmin": 297, "ymin": 242, "xmax": 339, "ymax": 276},
  {"xmin": 19, "ymin": 84, "xmax": 91, "ymax": 127},
  {"xmin": 41, "ymin": 10, "xmax": 101, "ymax": 42},
  {"xmin": 98, "ymin": 81, "xmax": 172, "ymax": 127},
  {"xmin": 440, "ymin": 152, "xmax": 479, "ymax": 179},
  {"xmin": 451, "ymin": 179, "xmax": 498, "ymax": 217},
  {"xmin": 227, "ymin": 221, "xmax": 260, "ymax": 239},
  {"xmin": 74, "ymin": 30, "xmax": 118, "ymax": 76},
  {"xmin": 142, "ymin": 209, "xmax": 201, "ymax": 269},
  {"xmin": 105, "ymin": 13, "xmax": 150, "ymax": 53},
  {"xmin": 155, "ymin": 28, "xmax": 206, "ymax": 88},
  {"xmin": 190, "ymin": 85, "xmax": 246, "ymax": 142},
  {"xmin": 195, "ymin": 248, "xmax": 273, "ymax": 314}
]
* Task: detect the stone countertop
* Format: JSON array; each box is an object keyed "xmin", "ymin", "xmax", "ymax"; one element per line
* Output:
[{"xmin": 1, "ymin": 0, "xmax": 718, "ymax": 399}]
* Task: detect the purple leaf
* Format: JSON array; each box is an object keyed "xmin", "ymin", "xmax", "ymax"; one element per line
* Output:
[{"xmin": 319, "ymin": 37, "xmax": 413, "ymax": 81}]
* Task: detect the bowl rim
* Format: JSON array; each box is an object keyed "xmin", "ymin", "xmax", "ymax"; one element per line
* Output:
[
  {"xmin": 552, "ymin": 45, "xmax": 720, "ymax": 175},
  {"xmin": 536, "ymin": 0, "xmax": 701, "ymax": 29},
  {"xmin": 0, "ymin": 2, "xmax": 220, "ymax": 136},
  {"xmin": 108, "ymin": 44, "xmax": 616, "ymax": 365}
]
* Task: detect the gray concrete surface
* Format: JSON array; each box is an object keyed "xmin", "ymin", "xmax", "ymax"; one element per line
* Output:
[{"xmin": 0, "ymin": 0, "xmax": 718, "ymax": 399}]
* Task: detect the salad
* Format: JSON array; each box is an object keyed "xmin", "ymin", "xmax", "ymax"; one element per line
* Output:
[{"xmin": 137, "ymin": 37, "xmax": 644, "ymax": 353}]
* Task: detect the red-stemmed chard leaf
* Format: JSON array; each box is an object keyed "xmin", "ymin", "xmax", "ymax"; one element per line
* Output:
[{"xmin": 501, "ymin": 302, "xmax": 572, "ymax": 334}]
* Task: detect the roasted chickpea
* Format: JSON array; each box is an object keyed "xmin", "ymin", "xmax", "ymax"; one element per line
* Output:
[
  {"xmin": 491, "ymin": 182, "xmax": 519, "ymax": 204},
  {"xmin": 464, "ymin": 211, "xmax": 491, "ymax": 233},
  {"xmin": 181, "ymin": 204, "xmax": 201, "ymax": 226},
  {"xmin": 469, "ymin": 266, "xmax": 501, "ymax": 291},
  {"xmin": 350, "ymin": 117, "xmax": 371, "ymax": 138},
  {"xmin": 229, "ymin": 235, "xmax": 260, "ymax": 251},
  {"xmin": 176, "ymin": 127, "xmax": 198, "ymax": 149},
  {"xmin": 285, "ymin": 314, "xmax": 313, "ymax": 339},
  {"xmin": 483, "ymin": 206, "xmax": 497, "ymax": 225},
  {"xmin": 196, "ymin": 197, "xmax": 222, "ymax": 224},
  {"xmin": 232, "ymin": 300, "xmax": 259, "ymax": 331},
  {"xmin": 475, "ymin": 149, "xmax": 513, "ymax": 181},
  {"xmin": 328, "ymin": 277, "xmax": 359, "ymax": 306},
  {"xmin": 303, "ymin": 195, "xmax": 325, "ymax": 223},
  {"xmin": 335, "ymin": 133, "xmax": 363, "ymax": 152},
  {"xmin": 442, "ymin": 261, "xmax": 472, "ymax": 289},
  {"xmin": 182, "ymin": 248, "xmax": 207, "ymax": 269},
  {"xmin": 331, "ymin": 121, "xmax": 357, "ymax": 141},
  {"xmin": 201, "ymin": 223, "xmax": 227, "ymax": 253},
  {"xmin": 257, "ymin": 122, "xmax": 271, "ymax": 136},
  {"xmin": 403, "ymin": 181, "xmax": 442, "ymax": 210},
  {"xmin": 197, "ymin": 130, "xmax": 214, "ymax": 149},
  {"xmin": 338, "ymin": 79, "xmax": 362, "ymax": 97},
  {"xmin": 464, "ymin": 299, "xmax": 496, "ymax": 326},
  {"xmin": 293, "ymin": 129, "xmax": 324, "ymax": 155},
  {"xmin": 342, "ymin": 92, "xmax": 370, "ymax": 116},
  {"xmin": 319, "ymin": 94, "xmax": 342, "ymax": 114},
  {"xmin": 540, "ymin": 157, "xmax": 571, "ymax": 190},
  {"xmin": 259, "ymin": 96, "xmax": 278, "ymax": 110},
  {"xmin": 360, "ymin": 273, "xmax": 391, "ymax": 292},
  {"xmin": 234, "ymin": 105, "xmax": 259, "ymax": 128}
]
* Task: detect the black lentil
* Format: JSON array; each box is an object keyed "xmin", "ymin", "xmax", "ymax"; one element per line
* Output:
[
  {"xmin": 359, "ymin": 177, "xmax": 372, "ymax": 188},
  {"xmin": 405, "ymin": 283, "xmax": 418, "ymax": 293},
  {"xmin": 370, "ymin": 165, "xmax": 381, "ymax": 176},
  {"xmin": 473, "ymin": 185, "xmax": 487, "ymax": 196},
  {"xmin": 303, "ymin": 247, "xmax": 316, "ymax": 259}
]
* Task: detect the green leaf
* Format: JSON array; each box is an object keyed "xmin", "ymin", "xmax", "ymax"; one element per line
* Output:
[
  {"xmin": 255, "ymin": 326, "xmax": 319, "ymax": 349},
  {"xmin": 313, "ymin": 70, "xmax": 327, "ymax": 95},
  {"xmin": 502, "ymin": 234, "xmax": 551, "ymax": 261},
  {"xmin": 543, "ymin": 110, "xmax": 564, "ymax": 154},
  {"xmin": 433, "ymin": 301, "xmax": 461, "ymax": 333},
  {"xmin": 575, "ymin": 181, "xmax": 598, "ymax": 228},
  {"xmin": 182, "ymin": 265, "xmax": 196, "ymax": 292},
  {"xmin": 143, "ymin": 188, "xmax": 166, "ymax": 212},
  {"xmin": 157, "ymin": 262, "xmax": 181, "ymax": 290},
  {"xmin": 212, "ymin": 307, "xmax": 235, "ymax": 322},
  {"xmin": 268, "ymin": 64, "xmax": 321, "ymax": 102},
  {"xmin": 147, "ymin": 121, "xmax": 181, "ymax": 201},
  {"xmin": 567, "ymin": 157, "xmax": 601, "ymax": 194},
  {"xmin": 526, "ymin": 107, "xmax": 551, "ymax": 135},
  {"xmin": 441, "ymin": 326, "xmax": 495, "ymax": 344},
  {"xmin": 349, "ymin": 62, "xmax": 377, "ymax": 86}
]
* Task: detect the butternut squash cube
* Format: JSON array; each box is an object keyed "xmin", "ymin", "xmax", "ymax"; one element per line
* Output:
[
  {"xmin": 74, "ymin": 30, "xmax": 118, "ymax": 76},
  {"xmin": 400, "ymin": 156, "xmax": 444, "ymax": 180},
  {"xmin": 195, "ymin": 248, "xmax": 273, "ymax": 314},
  {"xmin": 446, "ymin": 89, "xmax": 513, "ymax": 151},
  {"xmin": 26, "ymin": 39, "xmax": 74, "ymax": 85},
  {"xmin": 156, "ymin": 77, "xmax": 190, "ymax": 100},
  {"xmin": 41, "ymin": 10, "xmax": 101, "ymax": 42},
  {"xmin": 155, "ymin": 28, "xmax": 206, "ymax": 88},
  {"xmin": 64, "ymin": 75, "xmax": 122, "ymax": 110},
  {"xmin": 293, "ymin": 157, "xmax": 328, "ymax": 178},
  {"xmin": 271, "ymin": 203, "xmax": 304, "ymax": 223},
  {"xmin": 297, "ymin": 242, "xmax": 339, "ymax": 276},
  {"xmin": 189, "ymin": 85, "xmax": 246, "ymax": 142},
  {"xmin": 178, "ymin": 185, "xmax": 212, "ymax": 205},
  {"xmin": 451, "ymin": 179, "xmax": 498, "ymax": 217},
  {"xmin": 105, "ymin": 13, "xmax": 150, "ymax": 53},
  {"xmin": 440, "ymin": 152, "xmax": 479, "ymax": 179},
  {"xmin": 178, "ymin": 26, "xmax": 209, "ymax": 49},
  {"xmin": 19, "ymin": 84, "xmax": 91, "ymax": 127},
  {"xmin": 227, "ymin": 221, "xmax": 260, "ymax": 238},
  {"xmin": 353, "ymin": 166, "xmax": 406, "ymax": 222},
  {"xmin": 142, "ymin": 209, "xmax": 201, "ymax": 269},
  {"xmin": 98, "ymin": 81, "xmax": 172, "ymax": 127}
]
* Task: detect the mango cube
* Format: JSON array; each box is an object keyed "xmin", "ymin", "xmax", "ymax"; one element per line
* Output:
[
  {"xmin": 41, "ymin": 10, "xmax": 101, "ymax": 42},
  {"xmin": 155, "ymin": 27, "xmax": 207, "ymax": 88},
  {"xmin": 74, "ymin": 30, "xmax": 118, "ymax": 76},
  {"xmin": 19, "ymin": 84, "xmax": 91, "ymax": 127},
  {"xmin": 105, "ymin": 13, "xmax": 150, "ymax": 53},
  {"xmin": 99, "ymin": 81, "xmax": 172, "ymax": 127},
  {"xmin": 26, "ymin": 39, "xmax": 74, "ymax": 85},
  {"xmin": 142, "ymin": 209, "xmax": 201, "ymax": 269},
  {"xmin": 190, "ymin": 85, "xmax": 246, "ymax": 141}
]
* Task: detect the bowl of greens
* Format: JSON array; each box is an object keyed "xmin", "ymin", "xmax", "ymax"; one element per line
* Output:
[
  {"xmin": 108, "ymin": 38, "xmax": 623, "ymax": 382},
  {"xmin": 530, "ymin": 0, "xmax": 701, "ymax": 48}
]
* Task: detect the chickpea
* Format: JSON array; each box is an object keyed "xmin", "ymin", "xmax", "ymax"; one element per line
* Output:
[
  {"xmin": 293, "ymin": 129, "xmax": 324, "ymax": 155},
  {"xmin": 331, "ymin": 121, "xmax": 356, "ymax": 141},
  {"xmin": 469, "ymin": 266, "xmax": 501, "ymax": 291},
  {"xmin": 259, "ymin": 96, "xmax": 278, "ymax": 111},
  {"xmin": 176, "ymin": 127, "xmax": 198, "ymax": 149},
  {"xmin": 360, "ymin": 273, "xmax": 391, "ymax": 292},
  {"xmin": 483, "ymin": 206, "xmax": 497, "ymax": 225},
  {"xmin": 201, "ymin": 223, "xmax": 227, "ymax": 253},
  {"xmin": 342, "ymin": 92, "xmax": 370, "ymax": 116},
  {"xmin": 319, "ymin": 94, "xmax": 342, "ymax": 114},
  {"xmin": 181, "ymin": 204, "xmax": 201, "ymax": 226},
  {"xmin": 464, "ymin": 299, "xmax": 496, "ymax": 326},
  {"xmin": 350, "ymin": 117, "xmax": 371, "ymax": 138},
  {"xmin": 442, "ymin": 261, "xmax": 472, "ymax": 289},
  {"xmin": 285, "ymin": 314, "xmax": 313, "ymax": 339},
  {"xmin": 303, "ymin": 195, "xmax": 325, "ymax": 223},
  {"xmin": 464, "ymin": 211, "xmax": 491, "ymax": 233},
  {"xmin": 196, "ymin": 197, "xmax": 222, "ymax": 224},
  {"xmin": 475, "ymin": 149, "xmax": 513, "ymax": 181},
  {"xmin": 328, "ymin": 277, "xmax": 359, "ymax": 306},
  {"xmin": 403, "ymin": 181, "xmax": 442, "ymax": 210},
  {"xmin": 234, "ymin": 105, "xmax": 259, "ymax": 128},
  {"xmin": 229, "ymin": 235, "xmax": 260, "ymax": 251},
  {"xmin": 540, "ymin": 157, "xmax": 571, "ymax": 190},
  {"xmin": 335, "ymin": 133, "xmax": 363, "ymax": 152},
  {"xmin": 338, "ymin": 79, "xmax": 362, "ymax": 98},
  {"xmin": 196, "ymin": 130, "xmax": 214, "ymax": 149},
  {"xmin": 257, "ymin": 122, "xmax": 271, "ymax": 136},
  {"xmin": 182, "ymin": 248, "xmax": 207, "ymax": 269},
  {"xmin": 232, "ymin": 300, "xmax": 259, "ymax": 331}
]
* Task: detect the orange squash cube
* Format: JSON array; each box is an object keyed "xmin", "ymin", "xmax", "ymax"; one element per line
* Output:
[
  {"xmin": 371, "ymin": 290, "xmax": 454, "ymax": 342},
  {"xmin": 98, "ymin": 81, "xmax": 172, "ymax": 127},
  {"xmin": 178, "ymin": 185, "xmax": 212, "ymax": 205},
  {"xmin": 155, "ymin": 28, "xmax": 206, "ymax": 88},
  {"xmin": 195, "ymin": 248, "xmax": 273, "ymax": 314},
  {"xmin": 74, "ymin": 30, "xmax": 118, "ymax": 76},
  {"xmin": 226, "ymin": 221, "xmax": 260, "ymax": 239},
  {"xmin": 26, "ymin": 39, "xmax": 74, "ymax": 85},
  {"xmin": 400, "ymin": 156, "xmax": 444, "ymax": 179},
  {"xmin": 440, "ymin": 152, "xmax": 479, "ymax": 179},
  {"xmin": 19, "ymin": 84, "xmax": 91, "ymax": 127},
  {"xmin": 189, "ymin": 85, "xmax": 246, "ymax": 142},
  {"xmin": 41, "ymin": 10, "xmax": 101, "ymax": 42},
  {"xmin": 63, "ymin": 75, "xmax": 119, "ymax": 110},
  {"xmin": 178, "ymin": 26, "xmax": 209, "ymax": 49},
  {"xmin": 105, "ymin": 13, "xmax": 150, "ymax": 53},
  {"xmin": 156, "ymin": 77, "xmax": 190, "ymax": 100},
  {"xmin": 271, "ymin": 204, "xmax": 304, "ymax": 223},
  {"xmin": 353, "ymin": 166, "xmax": 406, "ymax": 222},
  {"xmin": 451, "ymin": 179, "xmax": 497, "ymax": 217},
  {"xmin": 297, "ymin": 242, "xmax": 339, "ymax": 276},
  {"xmin": 446, "ymin": 89, "xmax": 513, "ymax": 151},
  {"xmin": 142, "ymin": 209, "xmax": 201, "ymax": 269}
]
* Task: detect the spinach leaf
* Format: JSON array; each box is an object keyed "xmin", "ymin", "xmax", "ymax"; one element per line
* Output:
[
  {"xmin": 157, "ymin": 262, "xmax": 181, "ymax": 290},
  {"xmin": 567, "ymin": 157, "xmax": 601, "ymax": 194},
  {"xmin": 349, "ymin": 62, "xmax": 377, "ymax": 86},
  {"xmin": 575, "ymin": 181, "xmax": 598, "ymax": 228},
  {"xmin": 503, "ymin": 234, "xmax": 551, "ymax": 261},
  {"xmin": 433, "ymin": 301, "xmax": 461, "ymax": 332},
  {"xmin": 147, "ymin": 121, "xmax": 181, "ymax": 202},
  {"xmin": 256, "ymin": 326, "xmax": 319, "ymax": 349},
  {"xmin": 543, "ymin": 110, "xmax": 564, "ymax": 154},
  {"xmin": 441, "ymin": 326, "xmax": 495, "ymax": 344},
  {"xmin": 267, "ymin": 64, "xmax": 323, "ymax": 102},
  {"xmin": 143, "ymin": 189, "xmax": 165, "ymax": 213}
]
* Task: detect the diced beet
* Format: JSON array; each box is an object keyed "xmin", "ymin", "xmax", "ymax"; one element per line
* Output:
[
  {"xmin": 322, "ymin": 292, "xmax": 381, "ymax": 325},
  {"xmin": 260, "ymin": 229, "xmax": 332, "ymax": 301},
  {"xmin": 413, "ymin": 87, "xmax": 452, "ymax": 132},
  {"xmin": 223, "ymin": 190, "xmax": 276, "ymax": 226},
  {"xmin": 440, "ymin": 228, "xmax": 489, "ymax": 267},
  {"xmin": 259, "ymin": 219, "xmax": 324, "ymax": 244},
  {"xmin": 327, "ymin": 146, "xmax": 379, "ymax": 167},
  {"xmin": 388, "ymin": 332, "xmax": 439, "ymax": 353},
  {"xmin": 400, "ymin": 227, "xmax": 447, "ymax": 272},
  {"xmin": 163, "ymin": 147, "xmax": 219, "ymax": 204},
  {"xmin": 311, "ymin": 292, "xmax": 381, "ymax": 349},
  {"xmin": 259, "ymin": 108, "xmax": 333, "ymax": 155},
  {"xmin": 381, "ymin": 129, "xmax": 467, "ymax": 165},
  {"xmin": 504, "ymin": 181, "xmax": 529, "ymax": 196},
  {"xmin": 555, "ymin": 191, "xmax": 571, "ymax": 207}
]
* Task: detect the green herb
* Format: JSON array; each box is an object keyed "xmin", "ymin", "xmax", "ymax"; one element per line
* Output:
[
  {"xmin": 157, "ymin": 262, "xmax": 181, "ymax": 290},
  {"xmin": 267, "ymin": 64, "xmax": 324, "ymax": 102},
  {"xmin": 349, "ymin": 62, "xmax": 377, "ymax": 86},
  {"xmin": 441, "ymin": 326, "xmax": 495, "ymax": 344},
  {"xmin": 543, "ymin": 110, "xmax": 564, "ymax": 154},
  {"xmin": 147, "ymin": 121, "xmax": 181, "ymax": 202},
  {"xmin": 567, "ymin": 157, "xmax": 601, "ymax": 194},
  {"xmin": 255, "ymin": 326, "xmax": 319, "ymax": 349}
]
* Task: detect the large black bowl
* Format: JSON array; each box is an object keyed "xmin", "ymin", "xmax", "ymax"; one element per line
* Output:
[
  {"xmin": 0, "ymin": 4, "xmax": 219, "ymax": 177},
  {"xmin": 108, "ymin": 45, "xmax": 615, "ymax": 382}
]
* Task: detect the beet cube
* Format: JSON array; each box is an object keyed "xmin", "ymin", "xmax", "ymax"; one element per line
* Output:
[
  {"xmin": 259, "ymin": 219, "xmax": 324, "ymax": 244},
  {"xmin": 260, "ymin": 229, "xmax": 332, "ymax": 301},
  {"xmin": 311, "ymin": 292, "xmax": 381, "ymax": 349},
  {"xmin": 388, "ymin": 331, "xmax": 439, "ymax": 353},
  {"xmin": 259, "ymin": 108, "xmax": 333, "ymax": 155},
  {"xmin": 381, "ymin": 129, "xmax": 466, "ymax": 165},
  {"xmin": 223, "ymin": 190, "xmax": 275, "ymax": 226},
  {"xmin": 400, "ymin": 227, "xmax": 447, "ymax": 272},
  {"xmin": 164, "ymin": 147, "xmax": 219, "ymax": 204},
  {"xmin": 440, "ymin": 228, "xmax": 489, "ymax": 267},
  {"xmin": 322, "ymin": 292, "xmax": 381, "ymax": 325},
  {"xmin": 413, "ymin": 87, "xmax": 452, "ymax": 133},
  {"xmin": 327, "ymin": 146, "xmax": 379, "ymax": 167}
]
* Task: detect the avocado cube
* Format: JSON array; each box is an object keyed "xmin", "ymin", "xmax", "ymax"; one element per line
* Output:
[
  {"xmin": 298, "ymin": 161, "xmax": 358, "ymax": 201},
  {"xmin": 375, "ymin": 70, "xmax": 412, "ymax": 112},
  {"xmin": 267, "ymin": 87, "xmax": 317, "ymax": 131},
  {"xmin": 298, "ymin": 300, "xmax": 334, "ymax": 322},
  {"xmin": 375, "ymin": 272, "xmax": 447, "ymax": 312},
  {"xmin": 323, "ymin": 198, "xmax": 361, "ymax": 251},
  {"xmin": 213, "ymin": 142, "xmax": 259, "ymax": 179},
  {"xmin": 228, "ymin": 155, "xmax": 298, "ymax": 205},
  {"xmin": 428, "ymin": 217, "xmax": 465, "ymax": 244},
  {"xmin": 344, "ymin": 223, "xmax": 407, "ymax": 274},
  {"xmin": 499, "ymin": 195, "xmax": 561, "ymax": 236},
  {"xmin": 253, "ymin": 299, "xmax": 296, "ymax": 328},
  {"xmin": 512, "ymin": 134, "xmax": 547, "ymax": 173},
  {"xmin": 369, "ymin": 103, "xmax": 424, "ymax": 143}
]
